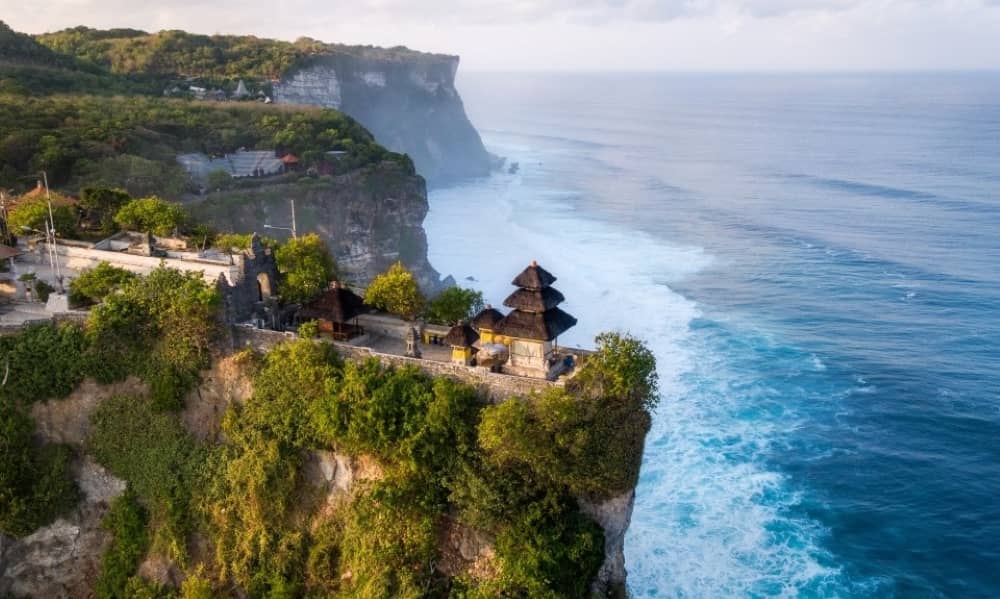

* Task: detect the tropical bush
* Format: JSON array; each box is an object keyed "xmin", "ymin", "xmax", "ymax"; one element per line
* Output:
[
  {"xmin": 94, "ymin": 490, "xmax": 150, "ymax": 599},
  {"xmin": 86, "ymin": 266, "xmax": 220, "ymax": 409},
  {"xmin": 363, "ymin": 261, "xmax": 425, "ymax": 320},
  {"xmin": 479, "ymin": 331, "xmax": 659, "ymax": 499},
  {"xmin": 69, "ymin": 261, "xmax": 137, "ymax": 306},
  {"xmin": 88, "ymin": 395, "xmax": 206, "ymax": 562},
  {"xmin": 425, "ymin": 286, "xmax": 484, "ymax": 326},
  {"xmin": 0, "ymin": 398, "xmax": 79, "ymax": 537},
  {"xmin": 6, "ymin": 198, "xmax": 77, "ymax": 237},
  {"xmin": 113, "ymin": 196, "xmax": 188, "ymax": 236},
  {"xmin": 274, "ymin": 233, "xmax": 336, "ymax": 304}
]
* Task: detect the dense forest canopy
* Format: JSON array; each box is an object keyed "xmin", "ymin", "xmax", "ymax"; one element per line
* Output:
[
  {"xmin": 36, "ymin": 27, "xmax": 320, "ymax": 79},
  {"xmin": 0, "ymin": 93, "xmax": 413, "ymax": 195}
]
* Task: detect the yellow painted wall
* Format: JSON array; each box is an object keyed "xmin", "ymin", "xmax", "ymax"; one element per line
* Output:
[{"xmin": 451, "ymin": 346, "xmax": 473, "ymax": 364}]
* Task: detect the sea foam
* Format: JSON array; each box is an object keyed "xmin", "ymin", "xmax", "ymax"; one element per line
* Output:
[{"xmin": 426, "ymin": 155, "xmax": 847, "ymax": 597}]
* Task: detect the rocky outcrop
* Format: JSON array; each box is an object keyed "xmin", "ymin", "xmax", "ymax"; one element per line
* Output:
[
  {"xmin": 579, "ymin": 490, "xmax": 636, "ymax": 596},
  {"xmin": 274, "ymin": 52, "xmax": 491, "ymax": 185},
  {"xmin": 31, "ymin": 376, "xmax": 148, "ymax": 446},
  {"xmin": 0, "ymin": 458, "xmax": 125, "ymax": 599},
  {"xmin": 189, "ymin": 161, "xmax": 443, "ymax": 292}
]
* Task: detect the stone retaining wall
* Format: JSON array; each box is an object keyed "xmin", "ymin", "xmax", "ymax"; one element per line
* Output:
[{"xmin": 231, "ymin": 326, "xmax": 557, "ymax": 402}]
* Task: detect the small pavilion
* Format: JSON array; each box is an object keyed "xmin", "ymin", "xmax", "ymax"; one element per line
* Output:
[
  {"xmin": 495, "ymin": 260, "xmax": 577, "ymax": 379},
  {"xmin": 471, "ymin": 304, "xmax": 505, "ymax": 344},
  {"xmin": 444, "ymin": 321, "xmax": 479, "ymax": 365},
  {"xmin": 297, "ymin": 281, "xmax": 367, "ymax": 340}
]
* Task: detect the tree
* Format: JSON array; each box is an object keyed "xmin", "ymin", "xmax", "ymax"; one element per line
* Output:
[
  {"xmin": 113, "ymin": 196, "xmax": 187, "ymax": 236},
  {"xmin": 478, "ymin": 331, "xmax": 659, "ymax": 499},
  {"xmin": 7, "ymin": 199, "xmax": 77, "ymax": 237},
  {"xmin": 274, "ymin": 233, "xmax": 335, "ymax": 304},
  {"xmin": 79, "ymin": 186, "xmax": 131, "ymax": 236},
  {"xmin": 69, "ymin": 261, "xmax": 137, "ymax": 306},
  {"xmin": 425, "ymin": 286, "xmax": 484, "ymax": 325},
  {"xmin": 213, "ymin": 233, "xmax": 278, "ymax": 252},
  {"xmin": 364, "ymin": 261, "xmax": 424, "ymax": 321},
  {"xmin": 206, "ymin": 168, "xmax": 232, "ymax": 191}
]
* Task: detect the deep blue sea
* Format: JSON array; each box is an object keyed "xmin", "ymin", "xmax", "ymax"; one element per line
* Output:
[{"xmin": 423, "ymin": 72, "xmax": 1000, "ymax": 598}]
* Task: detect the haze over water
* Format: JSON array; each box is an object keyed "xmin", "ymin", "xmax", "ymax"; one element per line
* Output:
[{"xmin": 425, "ymin": 72, "xmax": 1000, "ymax": 597}]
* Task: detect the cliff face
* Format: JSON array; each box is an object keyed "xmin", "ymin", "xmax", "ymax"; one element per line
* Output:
[
  {"xmin": 189, "ymin": 162, "xmax": 442, "ymax": 292},
  {"xmin": 274, "ymin": 52, "xmax": 492, "ymax": 186}
]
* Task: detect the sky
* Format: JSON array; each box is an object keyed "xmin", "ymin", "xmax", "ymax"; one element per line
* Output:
[{"xmin": 3, "ymin": 0, "xmax": 1000, "ymax": 71}]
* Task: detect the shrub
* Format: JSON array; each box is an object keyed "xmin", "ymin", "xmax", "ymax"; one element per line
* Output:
[
  {"xmin": 363, "ymin": 261, "xmax": 424, "ymax": 320},
  {"xmin": 337, "ymin": 477, "xmax": 440, "ymax": 599},
  {"xmin": 113, "ymin": 196, "xmax": 187, "ymax": 236},
  {"xmin": 200, "ymin": 340, "xmax": 340, "ymax": 592},
  {"xmin": 87, "ymin": 395, "xmax": 206, "ymax": 561},
  {"xmin": 425, "ymin": 286, "xmax": 484, "ymax": 326},
  {"xmin": 7, "ymin": 198, "xmax": 77, "ymax": 237},
  {"xmin": 274, "ymin": 233, "xmax": 336, "ymax": 304},
  {"xmin": 85, "ymin": 266, "xmax": 220, "ymax": 407},
  {"xmin": 69, "ymin": 261, "xmax": 137, "ymax": 306},
  {"xmin": 478, "ymin": 332, "xmax": 658, "ymax": 500},
  {"xmin": 79, "ymin": 186, "xmax": 131, "ymax": 236},
  {"xmin": 94, "ymin": 490, "xmax": 149, "ymax": 599},
  {"xmin": 0, "ymin": 322, "xmax": 89, "ymax": 404},
  {"xmin": 0, "ymin": 400, "xmax": 79, "ymax": 537},
  {"xmin": 33, "ymin": 279, "xmax": 55, "ymax": 303},
  {"xmin": 297, "ymin": 319, "xmax": 318, "ymax": 339}
]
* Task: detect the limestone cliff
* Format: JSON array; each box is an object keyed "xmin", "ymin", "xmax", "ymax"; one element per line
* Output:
[
  {"xmin": 274, "ymin": 50, "xmax": 492, "ymax": 186},
  {"xmin": 189, "ymin": 162, "xmax": 443, "ymax": 292}
]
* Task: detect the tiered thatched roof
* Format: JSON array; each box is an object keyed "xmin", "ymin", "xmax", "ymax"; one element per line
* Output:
[
  {"xmin": 298, "ymin": 282, "xmax": 366, "ymax": 323},
  {"xmin": 472, "ymin": 305, "xmax": 505, "ymax": 330},
  {"xmin": 502, "ymin": 286, "xmax": 565, "ymax": 312},
  {"xmin": 496, "ymin": 308, "xmax": 577, "ymax": 342},
  {"xmin": 496, "ymin": 260, "xmax": 576, "ymax": 341},
  {"xmin": 511, "ymin": 261, "xmax": 556, "ymax": 290},
  {"xmin": 444, "ymin": 322, "xmax": 479, "ymax": 347}
]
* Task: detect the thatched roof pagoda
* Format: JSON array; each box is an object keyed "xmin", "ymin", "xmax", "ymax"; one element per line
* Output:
[
  {"xmin": 298, "ymin": 281, "xmax": 366, "ymax": 323},
  {"xmin": 497, "ymin": 260, "xmax": 577, "ymax": 342},
  {"xmin": 444, "ymin": 322, "xmax": 479, "ymax": 348},
  {"xmin": 472, "ymin": 305, "xmax": 504, "ymax": 330},
  {"xmin": 495, "ymin": 308, "xmax": 577, "ymax": 341},
  {"xmin": 297, "ymin": 281, "xmax": 367, "ymax": 340},
  {"xmin": 444, "ymin": 321, "xmax": 479, "ymax": 365},
  {"xmin": 511, "ymin": 261, "xmax": 557, "ymax": 290}
]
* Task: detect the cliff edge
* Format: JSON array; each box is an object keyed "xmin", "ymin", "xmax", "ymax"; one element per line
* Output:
[{"xmin": 274, "ymin": 50, "xmax": 492, "ymax": 186}]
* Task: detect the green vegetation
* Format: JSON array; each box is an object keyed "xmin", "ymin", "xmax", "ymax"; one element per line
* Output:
[
  {"xmin": 364, "ymin": 261, "xmax": 425, "ymax": 321},
  {"xmin": 480, "ymin": 332, "xmax": 658, "ymax": 499},
  {"xmin": 37, "ymin": 27, "xmax": 321, "ymax": 80},
  {"xmin": 0, "ymin": 321, "xmax": 89, "ymax": 405},
  {"xmin": 425, "ymin": 286, "xmax": 484, "ymax": 326},
  {"xmin": 113, "ymin": 196, "xmax": 188, "ymax": 236},
  {"xmin": 7, "ymin": 198, "xmax": 77, "ymax": 237},
  {"xmin": 87, "ymin": 267, "xmax": 220, "ymax": 409},
  {"xmin": 212, "ymin": 232, "xmax": 278, "ymax": 252},
  {"xmin": 88, "ymin": 394, "xmax": 206, "ymax": 562},
  {"xmin": 69, "ymin": 262, "xmax": 138, "ymax": 306},
  {"xmin": 94, "ymin": 490, "xmax": 149, "ymax": 599},
  {"xmin": 0, "ymin": 93, "xmax": 413, "ymax": 196},
  {"xmin": 79, "ymin": 187, "xmax": 133, "ymax": 236},
  {"xmin": 0, "ymin": 399, "xmax": 79, "ymax": 537},
  {"xmin": 274, "ymin": 233, "xmax": 337, "ymax": 304},
  {"xmin": 193, "ymin": 331, "xmax": 656, "ymax": 597}
]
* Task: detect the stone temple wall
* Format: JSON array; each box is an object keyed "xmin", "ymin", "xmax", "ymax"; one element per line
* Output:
[{"xmin": 230, "ymin": 326, "xmax": 557, "ymax": 402}]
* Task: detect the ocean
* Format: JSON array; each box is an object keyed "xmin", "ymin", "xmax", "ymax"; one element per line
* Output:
[{"xmin": 423, "ymin": 72, "xmax": 1000, "ymax": 598}]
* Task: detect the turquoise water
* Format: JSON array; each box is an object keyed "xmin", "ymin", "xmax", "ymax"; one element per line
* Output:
[{"xmin": 424, "ymin": 72, "xmax": 1000, "ymax": 598}]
